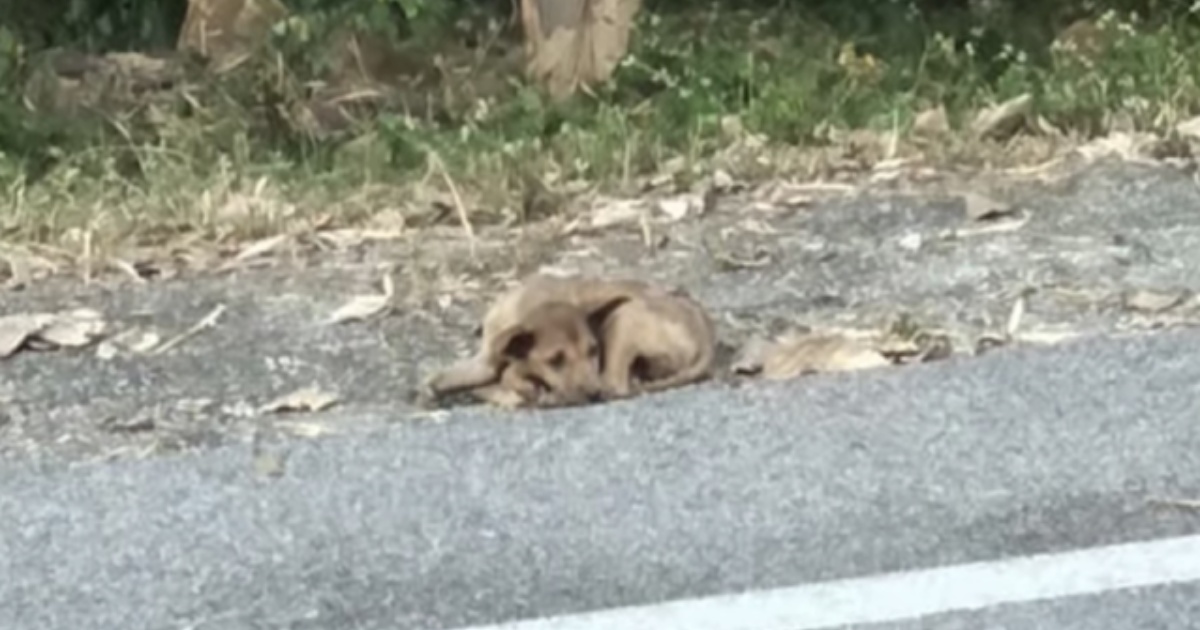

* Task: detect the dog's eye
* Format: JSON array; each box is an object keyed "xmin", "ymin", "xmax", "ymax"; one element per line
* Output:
[{"xmin": 548, "ymin": 352, "xmax": 566, "ymax": 369}]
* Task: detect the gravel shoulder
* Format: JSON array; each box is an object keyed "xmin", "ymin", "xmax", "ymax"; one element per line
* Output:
[{"xmin": 3, "ymin": 159, "xmax": 1200, "ymax": 463}]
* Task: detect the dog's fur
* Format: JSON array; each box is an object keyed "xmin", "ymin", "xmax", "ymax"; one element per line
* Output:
[
  {"xmin": 597, "ymin": 286, "xmax": 717, "ymax": 399},
  {"xmin": 421, "ymin": 274, "xmax": 650, "ymax": 408}
]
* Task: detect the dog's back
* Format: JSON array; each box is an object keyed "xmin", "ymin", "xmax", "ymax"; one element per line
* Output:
[
  {"xmin": 599, "ymin": 286, "xmax": 716, "ymax": 398},
  {"xmin": 481, "ymin": 274, "xmax": 651, "ymax": 340}
]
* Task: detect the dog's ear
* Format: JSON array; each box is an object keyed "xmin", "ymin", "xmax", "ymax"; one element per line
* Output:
[
  {"xmin": 576, "ymin": 280, "xmax": 643, "ymax": 327},
  {"xmin": 584, "ymin": 295, "xmax": 631, "ymax": 333},
  {"xmin": 488, "ymin": 325, "xmax": 538, "ymax": 363}
]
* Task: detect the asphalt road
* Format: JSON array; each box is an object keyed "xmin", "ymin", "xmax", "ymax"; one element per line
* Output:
[{"xmin": 4, "ymin": 327, "xmax": 1200, "ymax": 630}]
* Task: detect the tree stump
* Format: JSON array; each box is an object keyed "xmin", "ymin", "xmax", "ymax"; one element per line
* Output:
[
  {"xmin": 176, "ymin": 0, "xmax": 288, "ymax": 71},
  {"xmin": 519, "ymin": 0, "xmax": 642, "ymax": 101}
]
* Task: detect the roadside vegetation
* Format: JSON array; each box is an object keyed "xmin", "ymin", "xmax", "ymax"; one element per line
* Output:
[{"xmin": 3, "ymin": 0, "xmax": 1200, "ymax": 268}]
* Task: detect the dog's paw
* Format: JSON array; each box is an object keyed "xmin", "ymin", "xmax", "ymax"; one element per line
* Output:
[
  {"xmin": 491, "ymin": 390, "xmax": 530, "ymax": 410},
  {"xmin": 411, "ymin": 381, "xmax": 442, "ymax": 410}
]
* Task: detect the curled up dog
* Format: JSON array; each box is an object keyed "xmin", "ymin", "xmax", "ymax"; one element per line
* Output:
[
  {"xmin": 420, "ymin": 274, "xmax": 718, "ymax": 409},
  {"xmin": 420, "ymin": 274, "xmax": 649, "ymax": 409}
]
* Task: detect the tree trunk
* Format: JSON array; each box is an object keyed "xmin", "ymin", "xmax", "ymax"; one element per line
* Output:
[{"xmin": 520, "ymin": 0, "xmax": 641, "ymax": 101}]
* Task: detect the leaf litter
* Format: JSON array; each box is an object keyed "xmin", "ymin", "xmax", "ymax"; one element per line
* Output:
[
  {"xmin": 1123, "ymin": 288, "xmax": 1188, "ymax": 314},
  {"xmin": 325, "ymin": 272, "xmax": 395, "ymax": 325},
  {"xmin": 961, "ymin": 191, "xmax": 1018, "ymax": 222},
  {"xmin": 971, "ymin": 93, "xmax": 1032, "ymax": 141},
  {"xmin": 151, "ymin": 304, "xmax": 227, "ymax": 355},
  {"xmin": 732, "ymin": 329, "xmax": 889, "ymax": 380},
  {"xmin": 731, "ymin": 309, "xmax": 960, "ymax": 381},
  {"xmin": 0, "ymin": 308, "xmax": 108, "ymax": 358},
  {"xmin": 261, "ymin": 386, "xmax": 340, "ymax": 414},
  {"xmin": 975, "ymin": 292, "xmax": 1029, "ymax": 353},
  {"xmin": 96, "ymin": 327, "xmax": 163, "ymax": 360}
]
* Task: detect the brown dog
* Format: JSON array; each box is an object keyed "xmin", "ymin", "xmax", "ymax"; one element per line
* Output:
[
  {"xmin": 421, "ymin": 274, "xmax": 650, "ymax": 408},
  {"xmin": 598, "ymin": 285, "xmax": 717, "ymax": 399}
]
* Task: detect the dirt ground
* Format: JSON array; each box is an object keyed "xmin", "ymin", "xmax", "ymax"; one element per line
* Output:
[{"xmin": 4, "ymin": 156, "xmax": 1200, "ymax": 465}]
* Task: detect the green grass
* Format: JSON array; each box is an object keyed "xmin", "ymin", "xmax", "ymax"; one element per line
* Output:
[{"xmin": 3, "ymin": 3, "xmax": 1200, "ymax": 266}]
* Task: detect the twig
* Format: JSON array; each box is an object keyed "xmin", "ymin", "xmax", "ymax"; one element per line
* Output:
[
  {"xmin": 108, "ymin": 258, "xmax": 148, "ymax": 284},
  {"xmin": 151, "ymin": 304, "xmax": 227, "ymax": 356},
  {"xmin": 428, "ymin": 152, "xmax": 478, "ymax": 261},
  {"xmin": 81, "ymin": 226, "xmax": 94, "ymax": 285},
  {"xmin": 1148, "ymin": 497, "xmax": 1200, "ymax": 511},
  {"xmin": 639, "ymin": 208, "xmax": 654, "ymax": 251},
  {"xmin": 786, "ymin": 181, "xmax": 857, "ymax": 194},
  {"xmin": 886, "ymin": 109, "xmax": 900, "ymax": 160},
  {"xmin": 941, "ymin": 209, "xmax": 1032, "ymax": 239}
]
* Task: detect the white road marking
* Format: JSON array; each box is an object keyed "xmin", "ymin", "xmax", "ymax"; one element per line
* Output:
[{"xmin": 458, "ymin": 534, "xmax": 1200, "ymax": 630}]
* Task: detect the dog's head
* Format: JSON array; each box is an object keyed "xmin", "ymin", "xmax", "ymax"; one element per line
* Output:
[{"xmin": 487, "ymin": 298, "xmax": 628, "ymax": 406}]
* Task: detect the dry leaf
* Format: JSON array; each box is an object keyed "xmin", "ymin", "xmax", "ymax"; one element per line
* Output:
[
  {"xmin": 100, "ymin": 413, "xmax": 156, "ymax": 433},
  {"xmin": 877, "ymin": 335, "xmax": 917, "ymax": 359},
  {"xmin": 898, "ymin": 232, "xmax": 923, "ymax": 251},
  {"xmin": 125, "ymin": 330, "xmax": 163, "ymax": 353},
  {"xmin": 316, "ymin": 228, "xmax": 406, "ymax": 249},
  {"xmin": 1147, "ymin": 497, "xmax": 1200, "ymax": 510},
  {"xmin": 95, "ymin": 341, "xmax": 120, "ymax": 361},
  {"xmin": 589, "ymin": 198, "xmax": 647, "ymax": 229},
  {"xmin": 1074, "ymin": 131, "xmax": 1160, "ymax": 163},
  {"xmin": 711, "ymin": 169, "xmax": 736, "ymax": 191},
  {"xmin": 325, "ymin": 275, "xmax": 394, "ymax": 325},
  {"xmin": 974, "ymin": 333, "xmax": 1009, "ymax": 355},
  {"xmin": 0, "ymin": 309, "xmax": 108, "ymax": 358},
  {"xmin": 1005, "ymin": 295, "xmax": 1027, "ymax": 338},
  {"xmin": 912, "ymin": 105, "xmax": 950, "ymax": 136},
  {"xmin": 1034, "ymin": 115, "xmax": 1063, "ymax": 137},
  {"xmin": 730, "ymin": 335, "xmax": 773, "ymax": 375},
  {"xmin": 96, "ymin": 327, "xmax": 163, "ymax": 360},
  {"xmin": 276, "ymin": 421, "xmax": 331, "ymax": 438},
  {"xmin": 262, "ymin": 386, "xmax": 340, "ymax": 414},
  {"xmin": 719, "ymin": 114, "xmax": 745, "ymax": 139},
  {"xmin": 376, "ymin": 271, "xmax": 396, "ymax": 299},
  {"xmin": 1124, "ymin": 289, "xmax": 1186, "ymax": 313},
  {"xmin": 1015, "ymin": 328, "xmax": 1082, "ymax": 346},
  {"xmin": 151, "ymin": 304, "xmax": 226, "ymax": 355},
  {"xmin": 753, "ymin": 180, "xmax": 847, "ymax": 208},
  {"xmin": 971, "ymin": 93, "xmax": 1032, "ymax": 140},
  {"xmin": 759, "ymin": 333, "xmax": 890, "ymax": 380},
  {"xmin": 254, "ymin": 451, "xmax": 287, "ymax": 478},
  {"xmin": 326, "ymin": 294, "xmax": 390, "ymax": 324},
  {"xmin": 109, "ymin": 258, "xmax": 151, "ymax": 283},
  {"xmin": 1176, "ymin": 116, "xmax": 1200, "ymax": 141},
  {"xmin": 914, "ymin": 334, "xmax": 954, "ymax": 362},
  {"xmin": 713, "ymin": 248, "xmax": 772, "ymax": 271},
  {"xmin": 962, "ymin": 192, "xmax": 1016, "ymax": 221},
  {"xmin": 941, "ymin": 210, "xmax": 1031, "ymax": 239},
  {"xmin": 879, "ymin": 332, "xmax": 954, "ymax": 364},
  {"xmin": 739, "ymin": 218, "xmax": 779, "ymax": 236},
  {"xmin": 0, "ymin": 314, "xmax": 50, "ymax": 358},
  {"xmin": 2, "ymin": 247, "xmax": 60, "ymax": 289},
  {"xmin": 38, "ymin": 308, "xmax": 107, "ymax": 347},
  {"xmin": 656, "ymin": 195, "xmax": 698, "ymax": 221},
  {"xmin": 367, "ymin": 208, "xmax": 408, "ymax": 231},
  {"xmin": 234, "ymin": 234, "xmax": 289, "ymax": 262}
]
